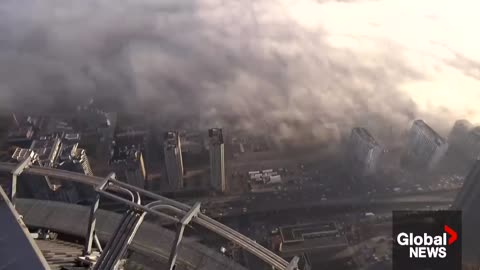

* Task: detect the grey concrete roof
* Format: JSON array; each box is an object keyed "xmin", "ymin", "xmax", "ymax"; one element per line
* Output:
[{"xmin": 16, "ymin": 198, "xmax": 247, "ymax": 270}]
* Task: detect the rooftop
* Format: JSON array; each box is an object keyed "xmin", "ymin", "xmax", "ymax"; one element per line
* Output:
[
  {"xmin": 279, "ymin": 222, "xmax": 348, "ymax": 255},
  {"xmin": 164, "ymin": 131, "xmax": 180, "ymax": 148},
  {"xmin": 280, "ymin": 222, "xmax": 339, "ymax": 243},
  {"xmin": 351, "ymin": 127, "xmax": 379, "ymax": 147},
  {"xmin": 413, "ymin": 120, "xmax": 446, "ymax": 145},
  {"xmin": 111, "ymin": 144, "xmax": 143, "ymax": 163},
  {"xmin": 209, "ymin": 128, "xmax": 224, "ymax": 144},
  {"xmin": 30, "ymin": 137, "xmax": 62, "ymax": 163}
]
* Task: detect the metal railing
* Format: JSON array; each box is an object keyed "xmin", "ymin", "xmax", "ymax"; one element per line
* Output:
[{"xmin": 0, "ymin": 162, "xmax": 297, "ymax": 270}]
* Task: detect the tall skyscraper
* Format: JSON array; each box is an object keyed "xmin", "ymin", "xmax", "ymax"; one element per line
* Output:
[
  {"xmin": 404, "ymin": 120, "xmax": 448, "ymax": 170},
  {"xmin": 164, "ymin": 131, "xmax": 184, "ymax": 190},
  {"xmin": 209, "ymin": 128, "xmax": 226, "ymax": 192},
  {"xmin": 349, "ymin": 127, "xmax": 383, "ymax": 175}
]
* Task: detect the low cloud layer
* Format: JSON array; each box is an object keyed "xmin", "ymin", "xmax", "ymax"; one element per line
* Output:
[{"xmin": 1, "ymin": 0, "xmax": 478, "ymax": 145}]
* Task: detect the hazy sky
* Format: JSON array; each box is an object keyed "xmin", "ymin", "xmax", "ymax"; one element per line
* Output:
[
  {"xmin": 1, "ymin": 0, "xmax": 479, "ymax": 142},
  {"xmin": 286, "ymin": 0, "xmax": 480, "ymax": 122}
]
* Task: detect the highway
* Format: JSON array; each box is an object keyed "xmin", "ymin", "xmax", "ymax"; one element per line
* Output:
[
  {"xmin": 195, "ymin": 188, "xmax": 457, "ymax": 218},
  {"xmin": 0, "ymin": 162, "xmax": 290, "ymax": 270}
]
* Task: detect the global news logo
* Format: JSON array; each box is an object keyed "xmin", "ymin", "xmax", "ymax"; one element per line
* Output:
[
  {"xmin": 396, "ymin": 225, "xmax": 458, "ymax": 259},
  {"xmin": 393, "ymin": 211, "xmax": 461, "ymax": 270}
]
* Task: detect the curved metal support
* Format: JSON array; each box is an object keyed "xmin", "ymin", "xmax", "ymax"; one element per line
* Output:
[
  {"xmin": 107, "ymin": 185, "xmax": 136, "ymax": 203},
  {"xmin": 96, "ymin": 174, "xmax": 113, "ymax": 191},
  {"xmin": 97, "ymin": 189, "xmax": 179, "ymax": 223},
  {"xmin": 146, "ymin": 201, "xmax": 185, "ymax": 213}
]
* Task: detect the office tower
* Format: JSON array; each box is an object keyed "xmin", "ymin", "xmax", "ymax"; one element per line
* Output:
[
  {"xmin": 164, "ymin": 131, "xmax": 184, "ymax": 190},
  {"xmin": 449, "ymin": 120, "xmax": 473, "ymax": 147},
  {"xmin": 404, "ymin": 120, "xmax": 448, "ymax": 170},
  {"xmin": 448, "ymin": 120, "xmax": 473, "ymax": 158},
  {"xmin": 209, "ymin": 128, "xmax": 226, "ymax": 192},
  {"xmin": 349, "ymin": 127, "xmax": 383, "ymax": 175}
]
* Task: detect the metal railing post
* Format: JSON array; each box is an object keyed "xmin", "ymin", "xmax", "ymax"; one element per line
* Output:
[
  {"xmin": 10, "ymin": 156, "xmax": 33, "ymax": 207},
  {"xmin": 168, "ymin": 202, "xmax": 201, "ymax": 270},
  {"xmin": 83, "ymin": 193, "xmax": 100, "ymax": 256},
  {"xmin": 286, "ymin": 256, "xmax": 300, "ymax": 270},
  {"xmin": 83, "ymin": 172, "xmax": 115, "ymax": 255}
]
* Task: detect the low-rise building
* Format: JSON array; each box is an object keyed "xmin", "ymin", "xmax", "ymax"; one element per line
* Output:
[
  {"xmin": 279, "ymin": 222, "xmax": 348, "ymax": 259},
  {"xmin": 12, "ymin": 133, "xmax": 94, "ymax": 203}
]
